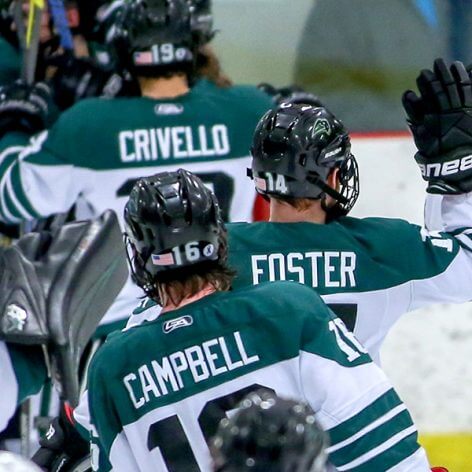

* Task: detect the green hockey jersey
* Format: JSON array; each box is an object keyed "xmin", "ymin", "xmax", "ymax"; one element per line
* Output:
[
  {"xmin": 85, "ymin": 282, "xmax": 430, "ymax": 472},
  {"xmin": 0, "ymin": 341, "xmax": 47, "ymax": 431},
  {"xmin": 0, "ymin": 80, "xmax": 272, "ymax": 328},
  {"xmin": 226, "ymin": 192, "xmax": 472, "ymax": 363}
]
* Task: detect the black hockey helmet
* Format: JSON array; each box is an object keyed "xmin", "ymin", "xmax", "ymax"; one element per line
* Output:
[
  {"xmin": 105, "ymin": 0, "xmax": 199, "ymax": 77},
  {"xmin": 124, "ymin": 169, "xmax": 225, "ymax": 294},
  {"xmin": 211, "ymin": 390, "xmax": 328, "ymax": 472},
  {"xmin": 189, "ymin": 0, "xmax": 215, "ymax": 45},
  {"xmin": 249, "ymin": 103, "xmax": 359, "ymax": 218}
]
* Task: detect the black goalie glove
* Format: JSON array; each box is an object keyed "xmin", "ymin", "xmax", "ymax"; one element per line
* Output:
[
  {"xmin": 402, "ymin": 58, "xmax": 472, "ymax": 194},
  {"xmin": 0, "ymin": 80, "xmax": 52, "ymax": 139}
]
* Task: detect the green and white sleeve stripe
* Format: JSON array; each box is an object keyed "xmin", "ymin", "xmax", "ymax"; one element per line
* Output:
[
  {"xmin": 0, "ymin": 132, "xmax": 80, "ymax": 224},
  {"xmin": 0, "ymin": 159, "xmax": 42, "ymax": 222},
  {"xmin": 0, "ymin": 145, "xmax": 37, "ymax": 223},
  {"xmin": 327, "ymin": 389, "xmax": 424, "ymax": 471}
]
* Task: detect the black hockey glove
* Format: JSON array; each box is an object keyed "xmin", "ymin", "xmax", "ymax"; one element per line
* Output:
[
  {"xmin": 0, "ymin": 80, "xmax": 52, "ymax": 139},
  {"xmin": 402, "ymin": 58, "xmax": 472, "ymax": 194},
  {"xmin": 258, "ymin": 83, "xmax": 324, "ymax": 108},
  {"xmin": 48, "ymin": 54, "xmax": 126, "ymax": 111},
  {"xmin": 32, "ymin": 406, "xmax": 90, "ymax": 472}
]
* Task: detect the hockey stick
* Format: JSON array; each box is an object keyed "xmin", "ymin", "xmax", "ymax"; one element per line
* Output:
[
  {"xmin": 12, "ymin": 0, "xmax": 26, "ymax": 49},
  {"xmin": 20, "ymin": 400, "xmax": 31, "ymax": 458},
  {"xmin": 19, "ymin": 0, "xmax": 45, "ymax": 84}
]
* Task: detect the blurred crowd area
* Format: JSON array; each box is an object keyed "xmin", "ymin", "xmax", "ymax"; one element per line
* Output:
[{"xmin": 213, "ymin": 0, "xmax": 472, "ymax": 132}]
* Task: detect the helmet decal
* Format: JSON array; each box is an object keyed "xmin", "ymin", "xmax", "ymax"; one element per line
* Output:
[{"xmin": 311, "ymin": 118, "xmax": 331, "ymax": 140}]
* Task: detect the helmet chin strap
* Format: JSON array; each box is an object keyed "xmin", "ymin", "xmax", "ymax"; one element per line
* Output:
[
  {"xmin": 306, "ymin": 173, "xmax": 348, "ymax": 204},
  {"xmin": 321, "ymin": 196, "xmax": 346, "ymax": 221},
  {"xmin": 313, "ymin": 175, "xmax": 349, "ymax": 221}
]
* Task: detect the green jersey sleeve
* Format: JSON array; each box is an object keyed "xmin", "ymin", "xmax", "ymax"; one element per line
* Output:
[{"xmin": 294, "ymin": 290, "xmax": 427, "ymax": 471}]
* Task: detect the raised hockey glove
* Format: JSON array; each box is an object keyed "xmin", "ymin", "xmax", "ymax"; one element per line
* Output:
[
  {"xmin": 258, "ymin": 83, "xmax": 324, "ymax": 108},
  {"xmin": 48, "ymin": 54, "xmax": 126, "ymax": 110},
  {"xmin": 402, "ymin": 58, "xmax": 472, "ymax": 194},
  {"xmin": 32, "ymin": 406, "xmax": 90, "ymax": 472},
  {"xmin": 0, "ymin": 80, "xmax": 52, "ymax": 138}
]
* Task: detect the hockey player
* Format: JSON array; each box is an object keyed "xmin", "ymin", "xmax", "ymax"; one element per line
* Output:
[
  {"xmin": 215, "ymin": 58, "xmax": 472, "ymax": 364},
  {"xmin": 83, "ymin": 169, "xmax": 430, "ymax": 471},
  {"xmin": 210, "ymin": 390, "xmax": 328, "ymax": 472},
  {"xmin": 0, "ymin": 0, "xmax": 273, "ymax": 333}
]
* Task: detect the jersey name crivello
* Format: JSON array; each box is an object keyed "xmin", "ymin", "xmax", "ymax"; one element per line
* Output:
[
  {"xmin": 251, "ymin": 250, "xmax": 357, "ymax": 287},
  {"xmin": 119, "ymin": 124, "xmax": 231, "ymax": 162}
]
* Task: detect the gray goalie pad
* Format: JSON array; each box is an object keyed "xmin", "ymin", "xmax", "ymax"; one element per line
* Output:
[{"xmin": 0, "ymin": 210, "xmax": 128, "ymax": 406}]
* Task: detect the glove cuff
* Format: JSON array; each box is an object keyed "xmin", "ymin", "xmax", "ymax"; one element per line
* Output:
[{"xmin": 415, "ymin": 147, "xmax": 472, "ymax": 194}]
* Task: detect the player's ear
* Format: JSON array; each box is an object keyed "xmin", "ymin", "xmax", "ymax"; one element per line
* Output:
[{"xmin": 327, "ymin": 168, "xmax": 340, "ymax": 191}]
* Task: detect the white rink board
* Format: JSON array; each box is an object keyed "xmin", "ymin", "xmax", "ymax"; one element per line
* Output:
[{"xmin": 350, "ymin": 134, "xmax": 472, "ymax": 433}]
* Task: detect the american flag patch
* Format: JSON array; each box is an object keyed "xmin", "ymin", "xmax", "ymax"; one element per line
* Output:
[
  {"xmin": 133, "ymin": 51, "xmax": 153, "ymax": 65},
  {"xmin": 254, "ymin": 177, "xmax": 267, "ymax": 191},
  {"xmin": 151, "ymin": 253, "xmax": 175, "ymax": 266}
]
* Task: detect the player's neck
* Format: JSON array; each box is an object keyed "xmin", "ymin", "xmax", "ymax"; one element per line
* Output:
[
  {"xmin": 139, "ymin": 75, "xmax": 190, "ymax": 99},
  {"xmin": 269, "ymin": 199, "xmax": 327, "ymax": 224},
  {"xmin": 161, "ymin": 284, "xmax": 217, "ymax": 314}
]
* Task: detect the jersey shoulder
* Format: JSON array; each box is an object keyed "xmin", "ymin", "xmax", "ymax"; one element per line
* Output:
[
  {"xmin": 338, "ymin": 215, "xmax": 425, "ymax": 251},
  {"xmin": 88, "ymin": 283, "xmax": 333, "ymax": 388},
  {"xmin": 56, "ymin": 96, "xmax": 137, "ymax": 121},
  {"xmin": 339, "ymin": 215, "xmax": 415, "ymax": 233},
  {"xmin": 193, "ymin": 80, "xmax": 272, "ymax": 114},
  {"xmin": 227, "ymin": 221, "xmax": 267, "ymax": 249},
  {"xmin": 132, "ymin": 298, "xmax": 159, "ymax": 315},
  {"xmin": 115, "ymin": 282, "xmax": 323, "ymax": 346},
  {"xmin": 231, "ymin": 281, "xmax": 330, "ymax": 324},
  {"xmin": 48, "ymin": 97, "xmax": 121, "ymax": 138},
  {"xmin": 228, "ymin": 217, "xmax": 421, "ymax": 252},
  {"xmin": 125, "ymin": 298, "xmax": 161, "ymax": 329}
]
